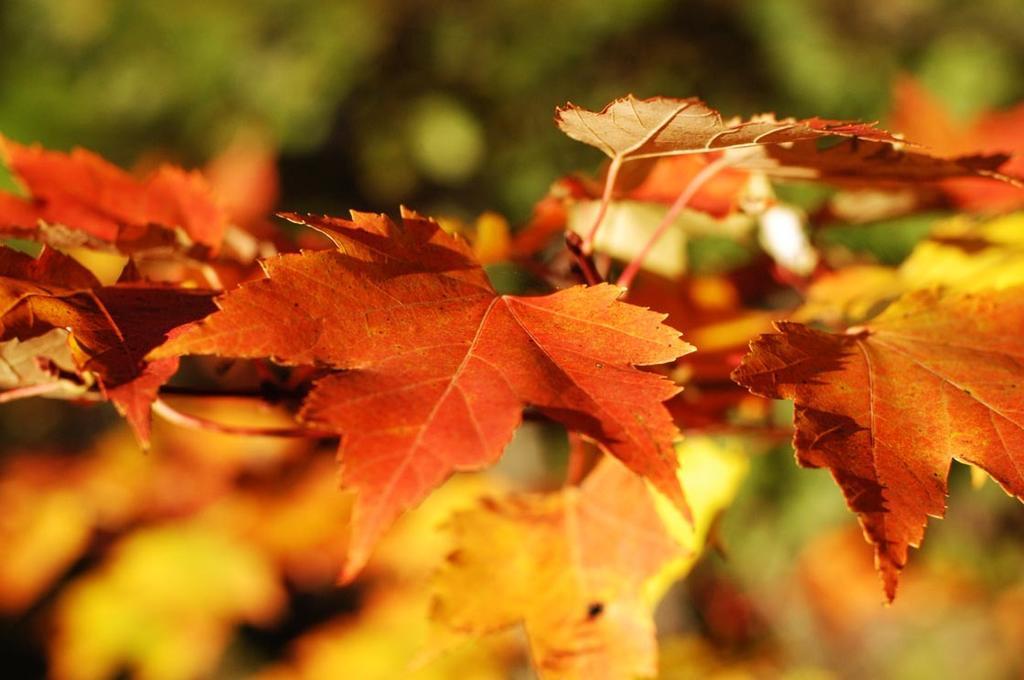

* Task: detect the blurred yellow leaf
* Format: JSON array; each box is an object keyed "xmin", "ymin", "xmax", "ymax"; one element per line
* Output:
[
  {"xmin": 208, "ymin": 453, "xmax": 353, "ymax": 589},
  {"xmin": 254, "ymin": 589, "xmax": 515, "ymax": 680},
  {"xmin": 50, "ymin": 522, "xmax": 285, "ymax": 680},
  {"xmin": 800, "ymin": 212, "xmax": 1024, "ymax": 325},
  {"xmin": 0, "ymin": 456, "xmax": 93, "ymax": 612},
  {"xmin": 472, "ymin": 211, "xmax": 511, "ymax": 265},
  {"xmin": 370, "ymin": 473, "xmax": 505, "ymax": 582},
  {"xmin": 431, "ymin": 439, "xmax": 748, "ymax": 680}
]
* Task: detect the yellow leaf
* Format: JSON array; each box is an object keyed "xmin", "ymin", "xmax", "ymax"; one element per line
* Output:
[
  {"xmin": 431, "ymin": 439, "xmax": 749, "ymax": 680},
  {"xmin": 799, "ymin": 212, "xmax": 1024, "ymax": 325},
  {"xmin": 253, "ymin": 590, "xmax": 515, "ymax": 680},
  {"xmin": 472, "ymin": 211, "xmax": 511, "ymax": 265}
]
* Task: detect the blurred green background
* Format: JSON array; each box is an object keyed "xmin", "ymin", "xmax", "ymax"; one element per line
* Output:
[
  {"xmin": 3, "ymin": 1, "xmax": 1024, "ymax": 678},
  {"xmin": 4, "ymin": 0, "xmax": 1024, "ymax": 224}
]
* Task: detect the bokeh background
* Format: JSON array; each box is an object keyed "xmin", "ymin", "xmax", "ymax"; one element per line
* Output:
[
  {"xmin": 3, "ymin": 0, "xmax": 1024, "ymax": 678},
  {"xmin": 5, "ymin": 0, "xmax": 1024, "ymax": 223}
]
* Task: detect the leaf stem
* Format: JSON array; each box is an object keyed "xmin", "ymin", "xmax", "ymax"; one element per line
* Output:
[
  {"xmin": 582, "ymin": 155, "xmax": 623, "ymax": 253},
  {"xmin": 616, "ymin": 153, "xmax": 735, "ymax": 290}
]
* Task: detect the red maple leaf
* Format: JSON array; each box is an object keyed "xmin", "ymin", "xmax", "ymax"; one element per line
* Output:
[
  {"xmin": 732, "ymin": 287, "xmax": 1024, "ymax": 600},
  {"xmin": 153, "ymin": 209, "xmax": 693, "ymax": 580}
]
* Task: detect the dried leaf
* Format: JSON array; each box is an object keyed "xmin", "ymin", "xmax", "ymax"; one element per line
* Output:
[{"xmin": 555, "ymin": 95, "xmax": 898, "ymax": 161}]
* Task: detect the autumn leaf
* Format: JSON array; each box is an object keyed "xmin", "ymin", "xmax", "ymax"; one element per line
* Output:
[
  {"xmin": 252, "ymin": 474, "xmax": 517, "ymax": 680},
  {"xmin": 152, "ymin": 209, "xmax": 692, "ymax": 581},
  {"xmin": 555, "ymin": 95, "xmax": 900, "ymax": 162},
  {"xmin": 0, "ymin": 329, "xmax": 92, "ymax": 399},
  {"xmin": 0, "ymin": 454, "xmax": 96, "ymax": 613},
  {"xmin": 431, "ymin": 439, "xmax": 748, "ymax": 680},
  {"xmin": 740, "ymin": 137, "xmax": 1017, "ymax": 187},
  {"xmin": 732, "ymin": 287, "xmax": 1024, "ymax": 600},
  {"xmin": 254, "ymin": 590, "xmax": 517, "ymax": 680},
  {"xmin": 557, "ymin": 95, "xmax": 1017, "ymax": 203},
  {"xmin": 0, "ymin": 246, "xmax": 218, "ymax": 441},
  {"xmin": 0, "ymin": 138, "xmax": 227, "ymax": 252}
]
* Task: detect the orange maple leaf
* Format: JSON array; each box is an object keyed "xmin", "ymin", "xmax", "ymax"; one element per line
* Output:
[
  {"xmin": 153, "ymin": 209, "xmax": 693, "ymax": 580},
  {"xmin": 732, "ymin": 287, "xmax": 1024, "ymax": 600},
  {"xmin": 0, "ymin": 138, "xmax": 227, "ymax": 251}
]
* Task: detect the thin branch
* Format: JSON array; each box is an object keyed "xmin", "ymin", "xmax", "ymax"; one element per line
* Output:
[
  {"xmin": 158, "ymin": 384, "xmax": 305, "ymax": 400},
  {"xmin": 0, "ymin": 382, "xmax": 67, "ymax": 403},
  {"xmin": 152, "ymin": 398, "xmax": 335, "ymax": 439},
  {"xmin": 565, "ymin": 231, "xmax": 603, "ymax": 286}
]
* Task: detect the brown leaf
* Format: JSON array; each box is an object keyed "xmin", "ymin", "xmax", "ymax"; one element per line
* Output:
[
  {"xmin": 557, "ymin": 95, "xmax": 1018, "ymax": 198},
  {"xmin": 555, "ymin": 95, "xmax": 899, "ymax": 161},
  {"xmin": 741, "ymin": 138, "xmax": 1018, "ymax": 188}
]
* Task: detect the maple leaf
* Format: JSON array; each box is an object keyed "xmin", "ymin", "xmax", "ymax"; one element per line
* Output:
[
  {"xmin": 431, "ymin": 439, "xmax": 748, "ymax": 680},
  {"xmin": 557, "ymin": 95, "xmax": 1018, "ymax": 197},
  {"xmin": 152, "ymin": 209, "xmax": 692, "ymax": 581},
  {"xmin": 732, "ymin": 287, "xmax": 1024, "ymax": 600},
  {"xmin": 555, "ymin": 95, "xmax": 900, "ymax": 162},
  {"xmin": 0, "ymin": 246, "xmax": 218, "ymax": 442},
  {"xmin": 0, "ymin": 138, "xmax": 227, "ymax": 252},
  {"xmin": 740, "ymin": 138, "xmax": 1017, "ymax": 187}
]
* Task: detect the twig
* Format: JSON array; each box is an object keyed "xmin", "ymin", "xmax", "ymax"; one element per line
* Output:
[
  {"xmin": 152, "ymin": 397, "xmax": 335, "ymax": 438},
  {"xmin": 0, "ymin": 382, "xmax": 67, "ymax": 403}
]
